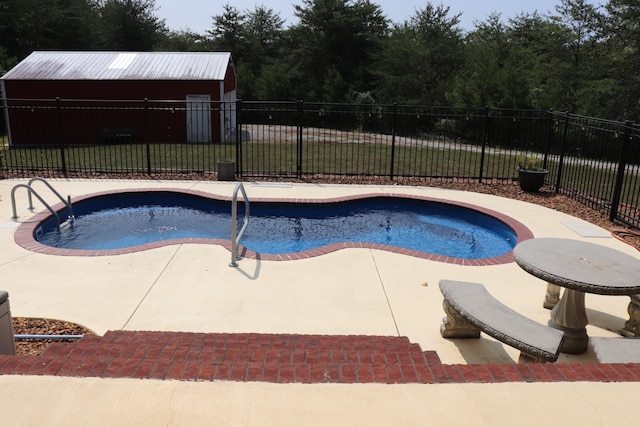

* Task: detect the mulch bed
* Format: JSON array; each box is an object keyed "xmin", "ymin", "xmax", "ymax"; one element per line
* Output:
[{"xmin": 12, "ymin": 318, "xmax": 95, "ymax": 355}]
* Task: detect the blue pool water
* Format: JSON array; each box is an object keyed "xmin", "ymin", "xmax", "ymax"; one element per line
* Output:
[{"xmin": 36, "ymin": 191, "xmax": 517, "ymax": 259}]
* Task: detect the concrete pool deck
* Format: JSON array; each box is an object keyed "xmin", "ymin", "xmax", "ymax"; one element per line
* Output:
[{"xmin": 0, "ymin": 178, "xmax": 639, "ymax": 426}]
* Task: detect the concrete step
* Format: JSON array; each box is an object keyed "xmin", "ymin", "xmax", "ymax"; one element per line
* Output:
[
  {"xmin": 7, "ymin": 331, "xmax": 442, "ymax": 384},
  {"xmin": 40, "ymin": 331, "xmax": 432, "ymax": 365}
]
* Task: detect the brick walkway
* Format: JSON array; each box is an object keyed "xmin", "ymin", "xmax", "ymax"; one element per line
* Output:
[{"xmin": 1, "ymin": 331, "xmax": 639, "ymax": 383}]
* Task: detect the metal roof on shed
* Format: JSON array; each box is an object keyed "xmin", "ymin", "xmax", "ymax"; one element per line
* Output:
[{"xmin": 1, "ymin": 51, "xmax": 233, "ymax": 81}]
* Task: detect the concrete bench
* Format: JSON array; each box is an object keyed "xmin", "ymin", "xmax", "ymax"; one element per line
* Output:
[
  {"xmin": 439, "ymin": 280, "xmax": 565, "ymax": 363},
  {"xmin": 102, "ymin": 128, "xmax": 136, "ymax": 145},
  {"xmin": 591, "ymin": 337, "xmax": 640, "ymax": 363},
  {"xmin": 0, "ymin": 291, "xmax": 16, "ymax": 355},
  {"xmin": 622, "ymin": 294, "xmax": 640, "ymax": 337}
]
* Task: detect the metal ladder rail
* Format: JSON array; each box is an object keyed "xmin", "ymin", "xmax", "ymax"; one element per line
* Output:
[
  {"xmin": 11, "ymin": 178, "xmax": 74, "ymax": 229},
  {"xmin": 11, "ymin": 184, "xmax": 62, "ymax": 228},
  {"xmin": 26, "ymin": 177, "xmax": 74, "ymax": 220},
  {"xmin": 229, "ymin": 182, "xmax": 250, "ymax": 267}
]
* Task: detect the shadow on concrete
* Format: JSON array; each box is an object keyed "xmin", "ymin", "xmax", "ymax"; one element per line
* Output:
[{"xmin": 451, "ymin": 337, "xmax": 516, "ymax": 364}]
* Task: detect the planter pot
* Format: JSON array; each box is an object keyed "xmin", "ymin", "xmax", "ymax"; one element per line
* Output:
[
  {"xmin": 518, "ymin": 169, "xmax": 548, "ymax": 192},
  {"xmin": 217, "ymin": 161, "xmax": 236, "ymax": 181}
]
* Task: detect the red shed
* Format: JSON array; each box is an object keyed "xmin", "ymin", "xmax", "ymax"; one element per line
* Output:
[{"xmin": 0, "ymin": 51, "xmax": 237, "ymax": 145}]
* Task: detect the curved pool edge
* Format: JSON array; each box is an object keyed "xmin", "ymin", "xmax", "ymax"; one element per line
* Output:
[{"xmin": 13, "ymin": 187, "xmax": 534, "ymax": 265}]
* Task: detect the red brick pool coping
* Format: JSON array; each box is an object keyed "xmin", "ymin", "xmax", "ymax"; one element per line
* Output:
[
  {"xmin": 1, "ymin": 331, "xmax": 638, "ymax": 384},
  {"xmin": 14, "ymin": 188, "xmax": 533, "ymax": 265}
]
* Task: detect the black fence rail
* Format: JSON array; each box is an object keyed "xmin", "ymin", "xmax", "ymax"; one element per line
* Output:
[
  {"xmin": 1, "ymin": 98, "xmax": 639, "ymax": 228},
  {"xmin": 544, "ymin": 112, "xmax": 640, "ymax": 227}
]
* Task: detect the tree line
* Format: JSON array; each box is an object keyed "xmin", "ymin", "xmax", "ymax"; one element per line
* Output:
[{"xmin": 1, "ymin": 0, "xmax": 638, "ymax": 122}]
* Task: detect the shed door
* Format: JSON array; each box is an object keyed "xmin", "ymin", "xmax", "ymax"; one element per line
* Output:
[
  {"xmin": 186, "ymin": 95, "xmax": 211, "ymax": 143},
  {"xmin": 221, "ymin": 90, "xmax": 237, "ymax": 143}
]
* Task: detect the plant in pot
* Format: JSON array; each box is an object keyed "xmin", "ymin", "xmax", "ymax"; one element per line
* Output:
[{"xmin": 516, "ymin": 154, "xmax": 548, "ymax": 192}]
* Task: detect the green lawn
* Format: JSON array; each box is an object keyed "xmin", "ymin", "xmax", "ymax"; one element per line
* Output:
[{"xmin": 1, "ymin": 139, "xmax": 638, "ymax": 209}]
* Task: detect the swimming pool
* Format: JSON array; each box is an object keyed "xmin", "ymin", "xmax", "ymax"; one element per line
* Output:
[{"xmin": 20, "ymin": 188, "xmax": 531, "ymax": 263}]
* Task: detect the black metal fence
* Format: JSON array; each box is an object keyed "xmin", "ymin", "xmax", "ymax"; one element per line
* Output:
[{"xmin": 1, "ymin": 98, "xmax": 639, "ymax": 228}]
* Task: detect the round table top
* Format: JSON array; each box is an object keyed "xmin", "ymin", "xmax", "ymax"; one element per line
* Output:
[{"xmin": 513, "ymin": 238, "xmax": 640, "ymax": 295}]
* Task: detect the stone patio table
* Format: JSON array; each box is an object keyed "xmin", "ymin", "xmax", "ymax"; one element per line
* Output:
[{"xmin": 513, "ymin": 238, "xmax": 640, "ymax": 354}]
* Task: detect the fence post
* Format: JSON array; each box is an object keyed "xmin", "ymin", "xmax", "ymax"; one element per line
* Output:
[
  {"xmin": 478, "ymin": 106, "xmax": 490, "ymax": 183},
  {"xmin": 554, "ymin": 112, "xmax": 570, "ymax": 193},
  {"xmin": 145, "ymin": 98, "xmax": 151, "ymax": 175},
  {"xmin": 389, "ymin": 103, "xmax": 397, "ymax": 180},
  {"xmin": 0, "ymin": 102, "xmax": 6, "ymax": 174},
  {"xmin": 56, "ymin": 97, "xmax": 67, "ymax": 177},
  {"xmin": 297, "ymin": 100, "xmax": 303, "ymax": 179},
  {"xmin": 236, "ymin": 99, "xmax": 242, "ymax": 177},
  {"xmin": 609, "ymin": 121, "xmax": 632, "ymax": 222},
  {"xmin": 542, "ymin": 110, "xmax": 553, "ymax": 169}
]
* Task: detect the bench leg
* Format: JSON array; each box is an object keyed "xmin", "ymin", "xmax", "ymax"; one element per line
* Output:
[
  {"xmin": 440, "ymin": 299, "xmax": 480, "ymax": 338},
  {"xmin": 543, "ymin": 283, "xmax": 562, "ymax": 309},
  {"xmin": 622, "ymin": 295, "xmax": 640, "ymax": 337}
]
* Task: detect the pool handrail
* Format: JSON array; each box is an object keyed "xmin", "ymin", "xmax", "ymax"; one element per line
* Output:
[
  {"xmin": 11, "ymin": 184, "xmax": 61, "ymax": 228},
  {"xmin": 230, "ymin": 182, "xmax": 250, "ymax": 267},
  {"xmin": 11, "ymin": 178, "xmax": 74, "ymax": 230},
  {"xmin": 27, "ymin": 177, "xmax": 74, "ymax": 220}
]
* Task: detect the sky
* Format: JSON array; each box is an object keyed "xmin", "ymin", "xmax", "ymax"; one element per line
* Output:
[{"xmin": 153, "ymin": 0, "xmax": 575, "ymax": 34}]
